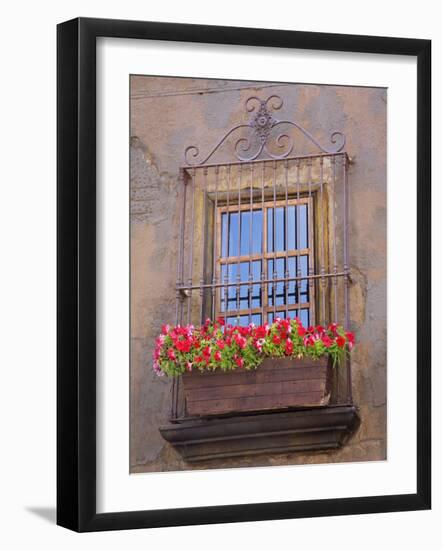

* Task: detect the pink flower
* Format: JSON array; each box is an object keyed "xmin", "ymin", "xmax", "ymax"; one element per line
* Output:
[
  {"xmin": 254, "ymin": 338, "xmax": 265, "ymax": 351},
  {"xmin": 345, "ymin": 331, "xmax": 355, "ymax": 350},
  {"xmin": 285, "ymin": 338, "xmax": 294, "ymax": 355},
  {"xmin": 152, "ymin": 362, "xmax": 164, "ymax": 377},
  {"xmin": 304, "ymin": 335, "xmax": 315, "ymax": 347},
  {"xmin": 235, "ymin": 356, "xmax": 244, "ymax": 368},
  {"xmin": 214, "ymin": 350, "xmax": 222, "ymax": 362},
  {"xmin": 161, "ymin": 324, "xmax": 170, "ymax": 335},
  {"xmin": 233, "ymin": 334, "xmax": 247, "ymax": 349}
]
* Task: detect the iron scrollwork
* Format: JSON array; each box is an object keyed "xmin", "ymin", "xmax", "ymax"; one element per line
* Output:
[{"xmin": 184, "ymin": 94, "xmax": 346, "ymax": 165}]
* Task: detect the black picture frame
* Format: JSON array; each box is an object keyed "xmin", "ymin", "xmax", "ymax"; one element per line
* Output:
[{"xmin": 57, "ymin": 17, "xmax": 431, "ymax": 532}]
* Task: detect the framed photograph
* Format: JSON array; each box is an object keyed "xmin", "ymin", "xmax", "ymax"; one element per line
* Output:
[{"xmin": 57, "ymin": 17, "xmax": 431, "ymax": 532}]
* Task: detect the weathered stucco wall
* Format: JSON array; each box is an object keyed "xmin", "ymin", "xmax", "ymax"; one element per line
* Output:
[{"xmin": 130, "ymin": 76, "xmax": 387, "ymax": 472}]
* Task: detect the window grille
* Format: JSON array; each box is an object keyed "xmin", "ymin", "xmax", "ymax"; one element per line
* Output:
[{"xmin": 172, "ymin": 95, "xmax": 351, "ymax": 420}]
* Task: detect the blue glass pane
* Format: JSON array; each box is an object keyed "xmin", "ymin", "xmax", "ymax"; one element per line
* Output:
[
  {"xmin": 252, "ymin": 210, "xmax": 262, "ymax": 254},
  {"xmin": 251, "ymin": 261, "xmax": 262, "ymax": 308},
  {"xmin": 220, "ymin": 261, "xmax": 261, "ymax": 312},
  {"xmin": 221, "ymin": 213, "xmax": 228, "ymax": 257},
  {"xmin": 267, "ymin": 208, "xmax": 273, "ymax": 253},
  {"xmin": 287, "ymin": 256, "xmax": 297, "ymax": 305},
  {"xmin": 287, "ymin": 206, "xmax": 296, "ymax": 250},
  {"xmin": 229, "ymin": 212, "xmax": 239, "ymax": 257},
  {"xmin": 275, "ymin": 207, "xmax": 284, "ymax": 252},
  {"xmin": 300, "ymin": 255, "xmax": 309, "ymax": 303},
  {"xmin": 240, "ymin": 211, "xmax": 250, "ymax": 255},
  {"xmin": 299, "ymin": 204, "xmax": 308, "ymax": 249},
  {"xmin": 299, "ymin": 308, "xmax": 309, "ymax": 327},
  {"xmin": 251, "ymin": 313, "xmax": 262, "ymax": 325},
  {"xmin": 227, "ymin": 315, "xmax": 249, "ymax": 327}
]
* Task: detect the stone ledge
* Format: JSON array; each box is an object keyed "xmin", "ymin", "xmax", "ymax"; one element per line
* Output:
[{"xmin": 159, "ymin": 405, "xmax": 360, "ymax": 462}]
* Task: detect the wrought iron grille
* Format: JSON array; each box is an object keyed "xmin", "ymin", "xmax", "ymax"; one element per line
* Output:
[{"xmin": 171, "ymin": 95, "xmax": 351, "ymax": 420}]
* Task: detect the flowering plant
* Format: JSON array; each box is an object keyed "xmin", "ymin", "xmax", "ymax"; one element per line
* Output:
[{"xmin": 153, "ymin": 317, "xmax": 355, "ymax": 377}]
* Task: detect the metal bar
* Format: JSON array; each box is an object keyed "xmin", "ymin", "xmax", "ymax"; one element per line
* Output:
[
  {"xmin": 172, "ymin": 168, "xmax": 187, "ymax": 421},
  {"xmin": 248, "ymin": 163, "xmax": 253, "ymax": 324},
  {"xmin": 320, "ymin": 157, "xmax": 326, "ymax": 324},
  {"xmin": 236, "ymin": 165, "xmax": 242, "ymax": 323},
  {"xmin": 178, "ymin": 272, "xmax": 349, "ymax": 292},
  {"xmin": 307, "ymin": 158, "xmax": 314, "ymax": 324},
  {"xmin": 296, "ymin": 159, "xmax": 301, "ymax": 316},
  {"xmin": 342, "ymin": 154, "xmax": 352, "ymax": 403},
  {"xmin": 186, "ymin": 168, "xmax": 196, "ymax": 324},
  {"xmin": 211, "ymin": 166, "xmax": 219, "ymax": 319},
  {"xmin": 261, "ymin": 162, "xmax": 266, "ymax": 324},
  {"xmin": 175, "ymin": 169, "xmax": 186, "ymax": 324},
  {"xmin": 272, "ymin": 160, "xmax": 277, "ymax": 318},
  {"xmin": 331, "ymin": 156, "xmax": 338, "ymax": 324},
  {"xmin": 199, "ymin": 167, "xmax": 208, "ymax": 323},
  {"xmin": 182, "ymin": 151, "xmax": 349, "ymax": 173},
  {"xmin": 284, "ymin": 159, "xmax": 289, "ymax": 318},
  {"xmin": 224, "ymin": 165, "xmax": 231, "ymax": 325},
  {"xmin": 343, "ymin": 154, "xmax": 350, "ymax": 328}
]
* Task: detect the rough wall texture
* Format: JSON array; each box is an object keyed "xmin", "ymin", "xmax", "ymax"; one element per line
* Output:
[{"xmin": 130, "ymin": 76, "xmax": 387, "ymax": 472}]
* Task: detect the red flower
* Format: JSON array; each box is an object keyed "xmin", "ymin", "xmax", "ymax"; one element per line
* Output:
[
  {"xmin": 255, "ymin": 325, "xmax": 268, "ymax": 339},
  {"xmin": 214, "ymin": 350, "xmax": 222, "ymax": 362},
  {"xmin": 297, "ymin": 326, "xmax": 306, "ymax": 337},
  {"xmin": 216, "ymin": 316, "xmax": 225, "ymax": 326},
  {"xmin": 345, "ymin": 332, "xmax": 355, "ymax": 344},
  {"xmin": 216, "ymin": 339, "xmax": 225, "ymax": 349},
  {"xmin": 175, "ymin": 338, "xmax": 191, "ymax": 353},
  {"xmin": 273, "ymin": 334, "xmax": 281, "ymax": 345},
  {"xmin": 280, "ymin": 330, "xmax": 288, "ymax": 340},
  {"xmin": 336, "ymin": 336, "xmax": 346, "ymax": 348},
  {"xmin": 167, "ymin": 349, "xmax": 176, "ymax": 361},
  {"xmin": 194, "ymin": 355, "xmax": 204, "ymax": 363},
  {"xmin": 322, "ymin": 335, "xmax": 333, "ymax": 348},
  {"xmin": 235, "ymin": 356, "xmax": 244, "ymax": 368},
  {"xmin": 202, "ymin": 345, "xmax": 212, "ymax": 358}
]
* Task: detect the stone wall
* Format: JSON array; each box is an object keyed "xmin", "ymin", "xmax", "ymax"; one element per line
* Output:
[{"xmin": 130, "ymin": 76, "xmax": 387, "ymax": 472}]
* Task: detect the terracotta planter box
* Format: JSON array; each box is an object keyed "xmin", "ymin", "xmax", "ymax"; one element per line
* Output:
[{"xmin": 182, "ymin": 356, "xmax": 332, "ymax": 417}]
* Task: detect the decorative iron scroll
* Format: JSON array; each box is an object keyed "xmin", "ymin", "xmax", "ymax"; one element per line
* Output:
[{"xmin": 184, "ymin": 95, "xmax": 346, "ymax": 165}]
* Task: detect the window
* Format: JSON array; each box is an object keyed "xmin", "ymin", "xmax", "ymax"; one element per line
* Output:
[
  {"xmin": 171, "ymin": 94, "xmax": 353, "ymax": 420},
  {"xmin": 217, "ymin": 198, "xmax": 314, "ymax": 327}
]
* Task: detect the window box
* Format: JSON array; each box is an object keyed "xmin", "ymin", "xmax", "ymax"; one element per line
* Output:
[
  {"xmin": 182, "ymin": 356, "xmax": 331, "ymax": 416},
  {"xmin": 159, "ymin": 405, "xmax": 360, "ymax": 462}
]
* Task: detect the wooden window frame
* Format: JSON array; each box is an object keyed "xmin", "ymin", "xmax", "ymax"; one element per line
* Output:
[{"xmin": 214, "ymin": 196, "xmax": 315, "ymax": 324}]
